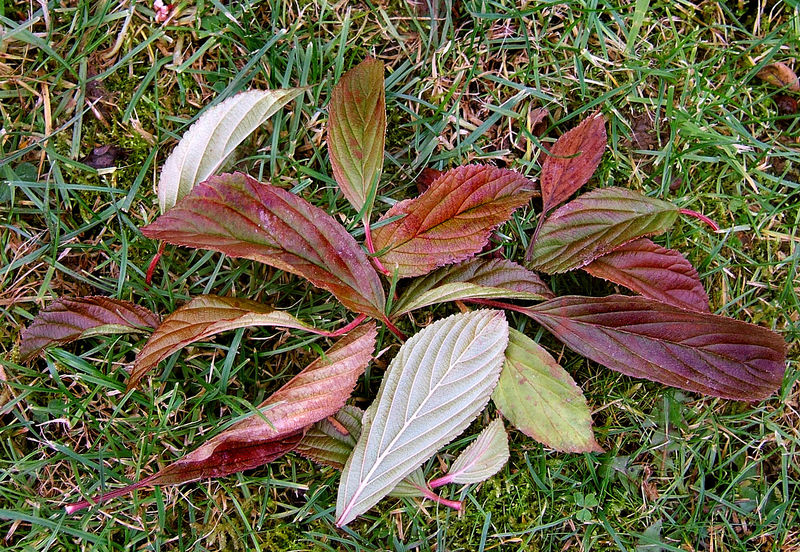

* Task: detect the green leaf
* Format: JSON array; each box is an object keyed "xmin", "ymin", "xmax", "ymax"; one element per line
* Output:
[
  {"xmin": 328, "ymin": 58, "xmax": 386, "ymax": 219},
  {"xmin": 158, "ymin": 88, "xmax": 304, "ymax": 212},
  {"xmin": 65, "ymin": 323, "xmax": 377, "ymax": 513},
  {"xmin": 128, "ymin": 295, "xmax": 331, "ymax": 390},
  {"xmin": 372, "ymin": 165, "xmax": 537, "ymax": 278},
  {"xmin": 141, "ymin": 173, "xmax": 386, "ymax": 317},
  {"xmin": 526, "ymin": 187, "xmax": 679, "ymax": 274},
  {"xmin": 391, "ymin": 258, "xmax": 553, "ymax": 316},
  {"xmin": 19, "ymin": 296, "xmax": 159, "ymax": 362},
  {"xmin": 430, "ymin": 418, "xmax": 509, "ymax": 487},
  {"xmin": 522, "ymin": 296, "xmax": 787, "ymax": 400},
  {"xmin": 336, "ymin": 310, "xmax": 509, "ymax": 526},
  {"xmin": 492, "ymin": 329, "xmax": 601, "ymax": 453}
]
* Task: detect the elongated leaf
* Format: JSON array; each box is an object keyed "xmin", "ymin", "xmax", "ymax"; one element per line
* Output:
[
  {"xmin": 523, "ymin": 296, "xmax": 787, "ymax": 401},
  {"xmin": 526, "ymin": 187, "xmax": 679, "ymax": 274},
  {"xmin": 540, "ymin": 112, "xmax": 606, "ymax": 214},
  {"xmin": 328, "ymin": 58, "xmax": 386, "ymax": 218},
  {"xmin": 392, "ymin": 258, "xmax": 553, "ymax": 316},
  {"xmin": 296, "ymin": 405, "xmax": 425, "ymax": 498},
  {"xmin": 492, "ymin": 329, "xmax": 601, "ymax": 453},
  {"xmin": 372, "ymin": 165, "xmax": 537, "ymax": 278},
  {"xmin": 757, "ymin": 62, "xmax": 800, "ymax": 91},
  {"xmin": 430, "ymin": 418, "xmax": 509, "ymax": 487},
  {"xmin": 128, "ymin": 295, "xmax": 330, "ymax": 390},
  {"xmin": 65, "ymin": 323, "xmax": 376, "ymax": 512},
  {"xmin": 20, "ymin": 297, "xmax": 159, "ymax": 362},
  {"xmin": 142, "ymin": 173, "xmax": 386, "ymax": 317},
  {"xmin": 158, "ymin": 88, "xmax": 304, "ymax": 212},
  {"xmin": 336, "ymin": 310, "xmax": 509, "ymax": 526},
  {"xmin": 583, "ymin": 238, "xmax": 709, "ymax": 312}
]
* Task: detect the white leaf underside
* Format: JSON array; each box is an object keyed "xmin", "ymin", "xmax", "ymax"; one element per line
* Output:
[{"xmin": 446, "ymin": 417, "xmax": 509, "ymax": 484}]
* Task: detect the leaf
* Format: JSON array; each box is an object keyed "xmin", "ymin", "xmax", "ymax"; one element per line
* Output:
[
  {"xmin": 328, "ymin": 58, "xmax": 386, "ymax": 219},
  {"xmin": 391, "ymin": 258, "xmax": 553, "ymax": 316},
  {"xmin": 296, "ymin": 405, "xmax": 425, "ymax": 499},
  {"xmin": 582, "ymin": 238, "xmax": 710, "ymax": 312},
  {"xmin": 540, "ymin": 111, "xmax": 606, "ymax": 214},
  {"xmin": 65, "ymin": 323, "xmax": 377, "ymax": 513},
  {"xmin": 492, "ymin": 329, "xmax": 601, "ymax": 453},
  {"xmin": 128, "ymin": 295, "xmax": 331, "ymax": 390},
  {"xmin": 371, "ymin": 165, "xmax": 537, "ymax": 278},
  {"xmin": 429, "ymin": 418, "xmax": 509, "ymax": 487},
  {"xmin": 757, "ymin": 62, "xmax": 800, "ymax": 91},
  {"xmin": 158, "ymin": 88, "xmax": 304, "ymax": 212},
  {"xmin": 336, "ymin": 310, "xmax": 509, "ymax": 526},
  {"xmin": 522, "ymin": 296, "xmax": 787, "ymax": 401},
  {"xmin": 526, "ymin": 187, "xmax": 679, "ymax": 274},
  {"xmin": 19, "ymin": 296, "xmax": 159, "ymax": 362},
  {"xmin": 141, "ymin": 173, "xmax": 386, "ymax": 317}
]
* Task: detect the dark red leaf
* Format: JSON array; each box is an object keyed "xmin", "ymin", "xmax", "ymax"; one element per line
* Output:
[
  {"xmin": 522, "ymin": 295, "xmax": 786, "ymax": 401},
  {"xmin": 141, "ymin": 173, "xmax": 386, "ymax": 317},
  {"xmin": 583, "ymin": 238, "xmax": 710, "ymax": 312}
]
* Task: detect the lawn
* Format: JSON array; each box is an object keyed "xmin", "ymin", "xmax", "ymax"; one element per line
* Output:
[{"xmin": 1, "ymin": 1, "xmax": 799, "ymax": 550}]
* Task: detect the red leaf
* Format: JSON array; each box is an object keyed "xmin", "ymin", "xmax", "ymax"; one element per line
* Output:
[
  {"xmin": 416, "ymin": 168, "xmax": 443, "ymax": 194},
  {"xmin": 522, "ymin": 295, "xmax": 786, "ymax": 401},
  {"xmin": 372, "ymin": 165, "xmax": 537, "ymax": 278},
  {"xmin": 65, "ymin": 322, "xmax": 377, "ymax": 512},
  {"xmin": 540, "ymin": 112, "xmax": 606, "ymax": 214},
  {"xmin": 19, "ymin": 296, "xmax": 159, "ymax": 361},
  {"xmin": 141, "ymin": 173, "xmax": 386, "ymax": 317},
  {"xmin": 583, "ymin": 238, "xmax": 710, "ymax": 312}
]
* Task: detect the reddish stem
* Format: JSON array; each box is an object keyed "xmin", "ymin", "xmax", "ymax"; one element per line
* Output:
[
  {"xmin": 429, "ymin": 474, "xmax": 455, "ymax": 489},
  {"xmin": 679, "ymin": 208, "xmax": 719, "ymax": 231},
  {"xmin": 382, "ymin": 316, "xmax": 407, "ymax": 341},
  {"xmin": 65, "ymin": 474, "xmax": 157, "ymax": 514},
  {"xmin": 414, "ymin": 484, "xmax": 462, "ymax": 511},
  {"xmin": 145, "ymin": 241, "xmax": 166, "ymax": 286},
  {"xmin": 465, "ymin": 298, "xmax": 530, "ymax": 315},
  {"xmin": 321, "ymin": 314, "xmax": 367, "ymax": 337},
  {"xmin": 364, "ymin": 218, "xmax": 391, "ymax": 276}
]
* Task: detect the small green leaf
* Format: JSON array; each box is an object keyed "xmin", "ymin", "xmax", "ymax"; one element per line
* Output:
[
  {"xmin": 430, "ymin": 418, "xmax": 509, "ymax": 487},
  {"xmin": 492, "ymin": 329, "xmax": 602, "ymax": 453}
]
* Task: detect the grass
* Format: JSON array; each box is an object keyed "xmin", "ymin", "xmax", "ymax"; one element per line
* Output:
[{"xmin": 1, "ymin": 0, "xmax": 799, "ymax": 550}]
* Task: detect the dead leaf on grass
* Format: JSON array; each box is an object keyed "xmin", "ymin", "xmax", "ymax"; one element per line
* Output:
[{"xmin": 757, "ymin": 62, "xmax": 800, "ymax": 91}]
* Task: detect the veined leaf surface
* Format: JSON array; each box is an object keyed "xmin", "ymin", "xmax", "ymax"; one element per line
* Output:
[
  {"xmin": 392, "ymin": 258, "xmax": 553, "ymax": 316},
  {"xmin": 142, "ymin": 173, "xmax": 386, "ymax": 317},
  {"xmin": 158, "ymin": 88, "xmax": 304, "ymax": 212},
  {"xmin": 20, "ymin": 297, "xmax": 159, "ymax": 361},
  {"xmin": 583, "ymin": 238, "xmax": 710, "ymax": 312},
  {"xmin": 540, "ymin": 111, "xmax": 606, "ymax": 214},
  {"xmin": 65, "ymin": 323, "xmax": 376, "ymax": 513},
  {"xmin": 523, "ymin": 296, "xmax": 786, "ymax": 400},
  {"xmin": 296, "ymin": 405, "xmax": 425, "ymax": 499},
  {"xmin": 336, "ymin": 310, "xmax": 509, "ymax": 526},
  {"xmin": 128, "ymin": 295, "xmax": 331, "ymax": 390},
  {"xmin": 372, "ymin": 165, "xmax": 537, "ymax": 278},
  {"xmin": 492, "ymin": 329, "xmax": 601, "ymax": 453},
  {"xmin": 526, "ymin": 187, "xmax": 679, "ymax": 273},
  {"xmin": 430, "ymin": 418, "xmax": 509, "ymax": 487},
  {"xmin": 328, "ymin": 58, "xmax": 386, "ymax": 218}
]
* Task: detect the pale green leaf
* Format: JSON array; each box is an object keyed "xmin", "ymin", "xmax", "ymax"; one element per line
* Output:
[
  {"xmin": 158, "ymin": 88, "xmax": 304, "ymax": 212},
  {"xmin": 431, "ymin": 418, "xmax": 509, "ymax": 487},
  {"xmin": 336, "ymin": 310, "xmax": 509, "ymax": 526},
  {"xmin": 492, "ymin": 329, "xmax": 602, "ymax": 453}
]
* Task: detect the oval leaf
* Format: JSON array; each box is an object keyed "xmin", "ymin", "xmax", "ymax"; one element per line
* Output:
[
  {"xmin": 372, "ymin": 165, "xmax": 537, "ymax": 278},
  {"xmin": 128, "ymin": 295, "xmax": 332, "ymax": 390},
  {"xmin": 523, "ymin": 296, "xmax": 787, "ymax": 401},
  {"xmin": 540, "ymin": 111, "xmax": 606, "ymax": 214},
  {"xmin": 142, "ymin": 173, "xmax": 386, "ymax": 317},
  {"xmin": 19, "ymin": 296, "xmax": 159, "ymax": 362},
  {"xmin": 526, "ymin": 187, "xmax": 679, "ymax": 274},
  {"xmin": 492, "ymin": 329, "xmax": 601, "ymax": 453},
  {"xmin": 336, "ymin": 310, "xmax": 509, "ymax": 526},
  {"xmin": 65, "ymin": 323, "xmax": 377, "ymax": 513},
  {"xmin": 296, "ymin": 405, "xmax": 426, "ymax": 499},
  {"xmin": 583, "ymin": 238, "xmax": 710, "ymax": 312},
  {"xmin": 429, "ymin": 418, "xmax": 510, "ymax": 488},
  {"xmin": 328, "ymin": 58, "xmax": 386, "ymax": 218},
  {"xmin": 757, "ymin": 62, "xmax": 800, "ymax": 91},
  {"xmin": 392, "ymin": 258, "xmax": 553, "ymax": 316},
  {"xmin": 158, "ymin": 88, "xmax": 304, "ymax": 212}
]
